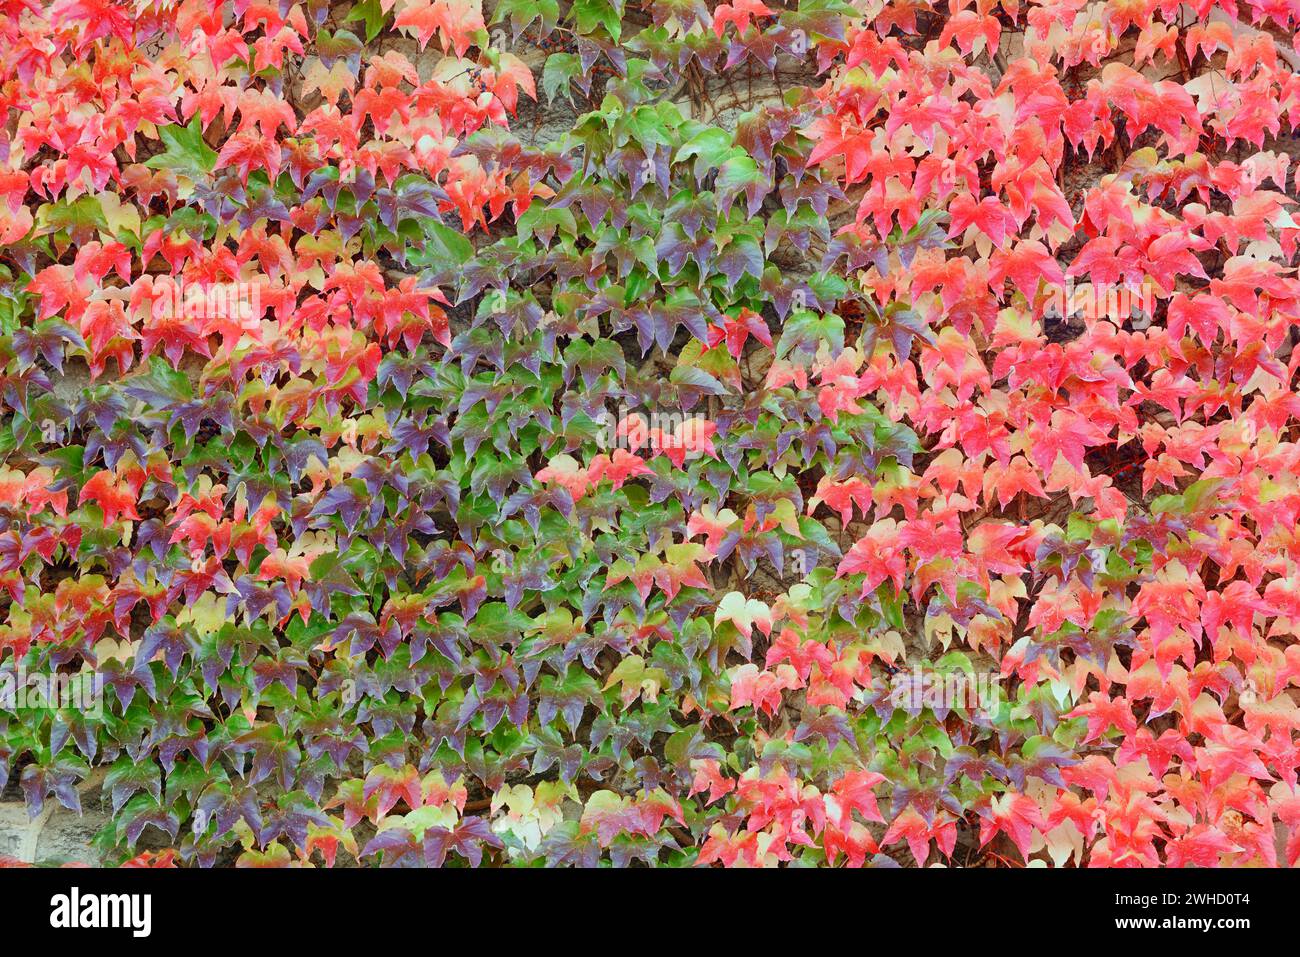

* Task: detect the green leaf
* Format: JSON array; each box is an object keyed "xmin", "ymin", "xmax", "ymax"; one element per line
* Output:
[
  {"xmin": 542, "ymin": 53, "xmax": 582, "ymax": 104},
  {"xmin": 569, "ymin": 0, "xmax": 622, "ymax": 42},
  {"xmin": 344, "ymin": 0, "xmax": 388, "ymax": 42},
  {"xmin": 145, "ymin": 119, "xmax": 218, "ymax": 177}
]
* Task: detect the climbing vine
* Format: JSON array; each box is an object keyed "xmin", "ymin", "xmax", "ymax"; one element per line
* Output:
[{"xmin": 1, "ymin": 0, "xmax": 1300, "ymax": 868}]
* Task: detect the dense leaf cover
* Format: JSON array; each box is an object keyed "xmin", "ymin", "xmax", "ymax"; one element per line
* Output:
[{"xmin": 2, "ymin": 0, "xmax": 1300, "ymax": 868}]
